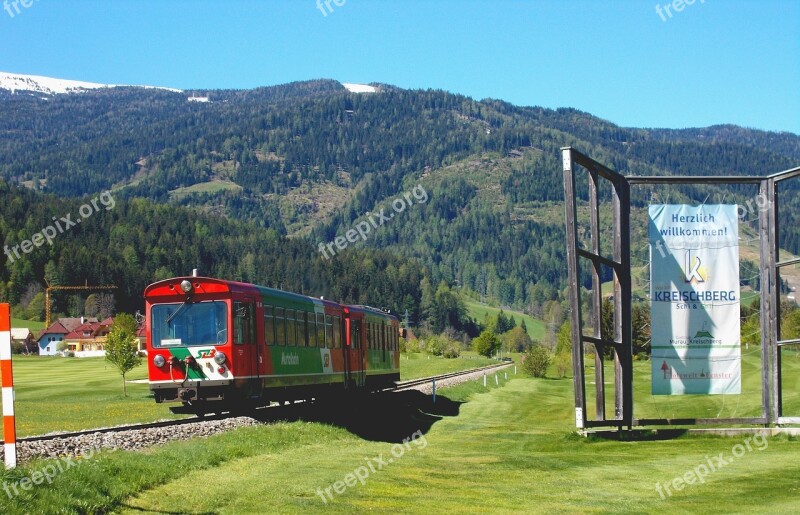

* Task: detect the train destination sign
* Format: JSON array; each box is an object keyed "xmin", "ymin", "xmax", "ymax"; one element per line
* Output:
[{"xmin": 649, "ymin": 204, "xmax": 741, "ymax": 395}]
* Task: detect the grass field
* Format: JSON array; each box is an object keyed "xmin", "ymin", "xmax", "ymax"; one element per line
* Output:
[
  {"xmin": 2, "ymin": 365, "xmax": 799, "ymax": 514},
  {"xmin": 590, "ymin": 347, "xmax": 800, "ymax": 421},
  {"xmin": 0, "ymin": 357, "xmax": 183, "ymax": 437},
  {"xmin": 400, "ymin": 351, "xmax": 498, "ymax": 380},
  {"xmin": 168, "ymin": 180, "xmax": 243, "ymax": 200},
  {"xmin": 10, "ymin": 317, "xmax": 45, "ymax": 331},
  {"xmin": 0, "ymin": 353, "xmax": 500, "ymax": 437},
  {"xmin": 464, "ymin": 298, "xmax": 546, "ymax": 341}
]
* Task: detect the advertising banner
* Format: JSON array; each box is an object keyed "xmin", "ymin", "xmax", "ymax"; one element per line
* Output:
[{"xmin": 649, "ymin": 204, "xmax": 741, "ymax": 395}]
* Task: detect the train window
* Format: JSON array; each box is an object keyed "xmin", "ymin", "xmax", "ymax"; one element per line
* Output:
[
  {"xmin": 286, "ymin": 309, "xmax": 296, "ymax": 346},
  {"xmin": 316, "ymin": 313, "xmax": 326, "ymax": 348},
  {"xmin": 233, "ymin": 301, "xmax": 255, "ymax": 345},
  {"xmin": 368, "ymin": 323, "xmax": 372, "ymax": 349},
  {"xmin": 307, "ymin": 312, "xmax": 316, "ymax": 347},
  {"xmin": 325, "ymin": 315, "xmax": 334, "ymax": 349},
  {"xmin": 275, "ymin": 307, "xmax": 286, "ymax": 345},
  {"xmin": 333, "ymin": 316, "xmax": 341, "ymax": 348},
  {"xmin": 350, "ymin": 320, "xmax": 361, "ymax": 349},
  {"xmin": 151, "ymin": 301, "xmax": 227, "ymax": 347},
  {"xmin": 263, "ymin": 305, "xmax": 276, "ymax": 346},
  {"xmin": 297, "ymin": 312, "xmax": 307, "ymax": 346}
]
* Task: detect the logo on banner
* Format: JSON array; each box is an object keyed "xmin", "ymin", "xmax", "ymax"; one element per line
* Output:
[
  {"xmin": 649, "ymin": 204, "xmax": 741, "ymax": 395},
  {"xmin": 684, "ymin": 250, "xmax": 705, "ymax": 284}
]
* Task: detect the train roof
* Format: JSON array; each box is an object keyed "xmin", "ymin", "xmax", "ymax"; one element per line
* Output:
[
  {"xmin": 144, "ymin": 276, "xmax": 342, "ymax": 312},
  {"xmin": 144, "ymin": 278, "xmax": 400, "ymax": 320},
  {"xmin": 344, "ymin": 304, "xmax": 399, "ymax": 321}
]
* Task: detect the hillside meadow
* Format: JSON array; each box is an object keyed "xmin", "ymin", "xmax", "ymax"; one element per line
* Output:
[{"xmin": 0, "ymin": 355, "xmax": 798, "ymax": 513}]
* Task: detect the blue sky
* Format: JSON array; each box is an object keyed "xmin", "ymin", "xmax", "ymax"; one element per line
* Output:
[{"xmin": 1, "ymin": 0, "xmax": 798, "ymax": 133}]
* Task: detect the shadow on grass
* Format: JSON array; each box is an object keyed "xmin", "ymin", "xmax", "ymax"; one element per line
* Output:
[
  {"xmin": 585, "ymin": 428, "xmax": 689, "ymax": 441},
  {"xmin": 119, "ymin": 505, "xmax": 217, "ymax": 515},
  {"xmin": 251, "ymin": 391, "xmax": 463, "ymax": 444}
]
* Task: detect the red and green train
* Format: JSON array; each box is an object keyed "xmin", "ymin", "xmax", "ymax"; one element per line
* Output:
[{"xmin": 144, "ymin": 275, "xmax": 400, "ymax": 414}]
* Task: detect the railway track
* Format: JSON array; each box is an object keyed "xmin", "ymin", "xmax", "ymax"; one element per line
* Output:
[
  {"xmin": 1, "ymin": 361, "xmax": 515, "ymax": 461},
  {"xmin": 12, "ymin": 413, "xmax": 231, "ymax": 444},
  {"xmin": 391, "ymin": 361, "xmax": 512, "ymax": 391}
]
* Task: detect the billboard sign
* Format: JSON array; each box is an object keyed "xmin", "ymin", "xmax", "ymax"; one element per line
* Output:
[{"xmin": 649, "ymin": 204, "xmax": 741, "ymax": 395}]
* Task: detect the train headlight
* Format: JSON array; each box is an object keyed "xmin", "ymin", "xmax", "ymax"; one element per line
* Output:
[
  {"xmin": 180, "ymin": 280, "xmax": 193, "ymax": 294},
  {"xmin": 153, "ymin": 354, "xmax": 166, "ymax": 368},
  {"xmin": 214, "ymin": 352, "xmax": 227, "ymax": 366}
]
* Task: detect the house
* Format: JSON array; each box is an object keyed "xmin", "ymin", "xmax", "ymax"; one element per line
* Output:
[
  {"xmin": 37, "ymin": 321, "xmax": 69, "ymax": 356},
  {"xmin": 11, "ymin": 328, "xmax": 36, "ymax": 354},
  {"xmin": 64, "ymin": 317, "xmax": 114, "ymax": 357},
  {"xmin": 59, "ymin": 317, "xmax": 98, "ymax": 332},
  {"xmin": 136, "ymin": 324, "xmax": 147, "ymax": 353},
  {"xmin": 36, "ymin": 317, "xmax": 101, "ymax": 356}
]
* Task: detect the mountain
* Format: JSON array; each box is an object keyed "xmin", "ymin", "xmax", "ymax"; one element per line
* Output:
[
  {"xmin": 0, "ymin": 71, "xmax": 182, "ymax": 96},
  {"xmin": 1, "ymin": 73, "xmax": 799, "ymax": 324}
]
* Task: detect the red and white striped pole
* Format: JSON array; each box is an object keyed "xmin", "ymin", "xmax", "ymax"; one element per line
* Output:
[{"xmin": 0, "ymin": 303, "xmax": 17, "ymax": 468}]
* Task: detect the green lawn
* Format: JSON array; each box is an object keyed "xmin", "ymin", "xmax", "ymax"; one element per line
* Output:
[
  {"xmin": 2, "ymin": 366, "xmax": 799, "ymax": 514},
  {"xmin": 464, "ymin": 297, "xmax": 546, "ymax": 341},
  {"xmin": 584, "ymin": 347, "xmax": 800, "ymax": 422},
  {"xmin": 10, "ymin": 317, "xmax": 46, "ymax": 331},
  {"xmin": 400, "ymin": 351, "xmax": 499, "ymax": 380},
  {"xmin": 0, "ymin": 357, "xmax": 182, "ymax": 437},
  {"xmin": 0, "ymin": 352, "xmax": 498, "ymax": 437}
]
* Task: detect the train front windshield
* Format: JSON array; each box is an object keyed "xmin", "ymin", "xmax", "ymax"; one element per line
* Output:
[{"xmin": 151, "ymin": 301, "xmax": 228, "ymax": 347}]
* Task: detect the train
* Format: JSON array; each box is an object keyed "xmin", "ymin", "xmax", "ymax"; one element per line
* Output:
[{"xmin": 144, "ymin": 275, "xmax": 400, "ymax": 415}]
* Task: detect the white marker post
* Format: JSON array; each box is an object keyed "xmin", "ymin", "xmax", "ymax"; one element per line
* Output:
[{"xmin": 1, "ymin": 304, "xmax": 17, "ymax": 468}]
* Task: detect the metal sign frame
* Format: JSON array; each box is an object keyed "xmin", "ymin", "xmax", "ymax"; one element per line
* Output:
[{"xmin": 562, "ymin": 146, "xmax": 800, "ymax": 429}]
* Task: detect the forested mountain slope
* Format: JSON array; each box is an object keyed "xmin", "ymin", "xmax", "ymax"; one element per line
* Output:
[{"xmin": 1, "ymin": 78, "xmax": 798, "ymax": 316}]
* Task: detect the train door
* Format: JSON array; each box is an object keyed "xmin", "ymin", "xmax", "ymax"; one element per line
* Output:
[
  {"xmin": 233, "ymin": 297, "xmax": 260, "ymax": 398},
  {"xmin": 347, "ymin": 319, "xmax": 365, "ymax": 388}
]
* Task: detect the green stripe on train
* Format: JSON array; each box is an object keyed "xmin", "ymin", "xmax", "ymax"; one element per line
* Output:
[
  {"xmin": 165, "ymin": 347, "xmax": 208, "ymax": 380},
  {"xmin": 270, "ymin": 346, "xmax": 325, "ymax": 375},
  {"xmin": 367, "ymin": 350, "xmax": 396, "ymax": 371}
]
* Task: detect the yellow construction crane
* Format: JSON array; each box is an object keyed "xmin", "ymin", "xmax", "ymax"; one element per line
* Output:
[{"xmin": 45, "ymin": 281, "xmax": 118, "ymax": 327}]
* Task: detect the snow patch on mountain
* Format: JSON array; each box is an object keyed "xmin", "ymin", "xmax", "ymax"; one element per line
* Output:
[
  {"xmin": 342, "ymin": 83, "xmax": 378, "ymax": 93},
  {"xmin": 0, "ymin": 72, "xmax": 182, "ymax": 95}
]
